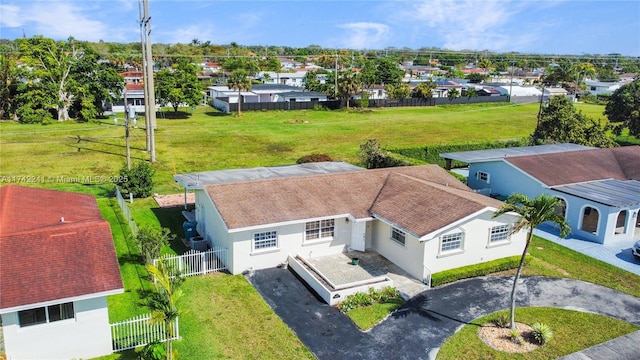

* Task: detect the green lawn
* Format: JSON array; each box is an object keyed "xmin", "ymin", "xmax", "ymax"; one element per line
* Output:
[
  {"xmin": 1, "ymin": 102, "xmax": 545, "ymax": 194},
  {"xmin": 437, "ymin": 307, "xmax": 639, "ymax": 360}
]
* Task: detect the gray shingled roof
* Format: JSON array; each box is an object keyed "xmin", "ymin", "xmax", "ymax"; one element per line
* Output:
[{"xmin": 203, "ymin": 165, "xmax": 497, "ymax": 237}]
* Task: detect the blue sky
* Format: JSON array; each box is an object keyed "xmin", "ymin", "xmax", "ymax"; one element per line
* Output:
[{"xmin": 1, "ymin": 0, "xmax": 639, "ymax": 56}]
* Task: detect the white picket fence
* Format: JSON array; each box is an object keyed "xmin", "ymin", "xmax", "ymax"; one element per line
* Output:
[
  {"xmin": 154, "ymin": 248, "xmax": 228, "ymax": 278},
  {"xmin": 110, "ymin": 314, "xmax": 179, "ymax": 352}
]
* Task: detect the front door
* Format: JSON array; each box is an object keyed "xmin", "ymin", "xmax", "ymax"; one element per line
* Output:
[{"xmin": 350, "ymin": 220, "xmax": 366, "ymax": 252}]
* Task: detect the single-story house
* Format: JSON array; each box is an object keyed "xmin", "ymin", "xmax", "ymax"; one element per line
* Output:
[
  {"xmin": 0, "ymin": 185, "xmax": 124, "ymax": 360},
  {"xmin": 441, "ymin": 144, "xmax": 640, "ymax": 244},
  {"xmin": 174, "ymin": 163, "xmax": 526, "ymax": 290},
  {"xmin": 274, "ymin": 91, "xmax": 328, "ymax": 102},
  {"xmin": 584, "ymin": 80, "xmax": 623, "ymax": 96}
]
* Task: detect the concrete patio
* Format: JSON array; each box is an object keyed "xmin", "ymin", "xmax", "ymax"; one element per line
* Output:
[{"xmin": 302, "ymin": 251, "xmax": 429, "ymax": 299}]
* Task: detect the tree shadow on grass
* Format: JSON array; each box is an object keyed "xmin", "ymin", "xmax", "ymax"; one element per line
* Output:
[
  {"xmin": 156, "ymin": 111, "xmax": 192, "ymax": 120},
  {"xmin": 151, "ymin": 206, "xmax": 189, "ymax": 254},
  {"xmin": 204, "ymin": 111, "xmax": 228, "ymax": 117}
]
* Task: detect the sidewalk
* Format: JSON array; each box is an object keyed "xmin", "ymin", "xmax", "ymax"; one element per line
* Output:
[
  {"xmin": 558, "ymin": 330, "xmax": 640, "ymax": 360},
  {"xmin": 534, "ymin": 224, "xmax": 640, "ymax": 276}
]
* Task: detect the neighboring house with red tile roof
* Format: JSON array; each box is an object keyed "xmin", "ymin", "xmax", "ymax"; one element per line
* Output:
[
  {"xmin": 0, "ymin": 185, "xmax": 124, "ymax": 360},
  {"xmin": 175, "ymin": 164, "xmax": 526, "ymax": 301},
  {"xmin": 442, "ymin": 144, "xmax": 640, "ymax": 244}
]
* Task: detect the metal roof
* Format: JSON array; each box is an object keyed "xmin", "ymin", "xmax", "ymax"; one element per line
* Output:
[
  {"xmin": 552, "ymin": 179, "xmax": 640, "ymax": 207},
  {"xmin": 174, "ymin": 162, "xmax": 364, "ymax": 189},
  {"xmin": 440, "ymin": 143, "xmax": 594, "ymax": 163}
]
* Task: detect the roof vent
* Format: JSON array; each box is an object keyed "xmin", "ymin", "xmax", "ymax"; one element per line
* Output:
[{"xmin": 60, "ymin": 217, "xmax": 65, "ymax": 222}]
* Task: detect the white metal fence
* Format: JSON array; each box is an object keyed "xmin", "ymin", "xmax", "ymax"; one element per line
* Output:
[
  {"xmin": 114, "ymin": 186, "xmax": 138, "ymax": 236},
  {"xmin": 110, "ymin": 314, "xmax": 179, "ymax": 352},
  {"xmin": 154, "ymin": 248, "xmax": 228, "ymax": 278}
]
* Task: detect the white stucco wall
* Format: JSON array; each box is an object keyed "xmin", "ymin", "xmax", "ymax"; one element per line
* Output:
[
  {"xmin": 422, "ymin": 211, "xmax": 526, "ymax": 274},
  {"xmin": 2, "ymin": 297, "xmax": 113, "ymax": 360},
  {"xmin": 228, "ymin": 217, "xmax": 351, "ymax": 275},
  {"xmin": 371, "ymin": 221, "xmax": 425, "ymax": 280}
]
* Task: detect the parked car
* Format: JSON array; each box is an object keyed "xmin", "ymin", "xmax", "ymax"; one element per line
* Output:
[{"xmin": 633, "ymin": 240, "xmax": 640, "ymax": 260}]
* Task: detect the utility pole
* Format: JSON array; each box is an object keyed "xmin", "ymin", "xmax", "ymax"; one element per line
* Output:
[
  {"xmin": 124, "ymin": 90, "xmax": 131, "ymax": 170},
  {"xmin": 139, "ymin": 0, "xmax": 156, "ymax": 163},
  {"xmin": 334, "ymin": 52, "xmax": 338, "ymax": 99}
]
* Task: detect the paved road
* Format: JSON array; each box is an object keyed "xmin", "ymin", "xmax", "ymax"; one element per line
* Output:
[{"xmin": 247, "ymin": 268, "xmax": 640, "ymax": 360}]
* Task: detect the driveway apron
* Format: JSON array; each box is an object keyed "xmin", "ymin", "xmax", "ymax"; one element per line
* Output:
[{"xmin": 247, "ymin": 268, "xmax": 640, "ymax": 360}]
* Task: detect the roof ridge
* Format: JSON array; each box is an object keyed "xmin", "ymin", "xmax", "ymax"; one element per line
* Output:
[
  {"xmin": 390, "ymin": 172, "xmax": 496, "ymax": 206},
  {"xmin": 0, "ymin": 218, "xmax": 109, "ymax": 238}
]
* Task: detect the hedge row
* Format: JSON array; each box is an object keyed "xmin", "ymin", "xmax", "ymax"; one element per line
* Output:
[
  {"xmin": 388, "ymin": 138, "xmax": 529, "ymax": 168},
  {"xmin": 430, "ymin": 255, "xmax": 531, "ymax": 287}
]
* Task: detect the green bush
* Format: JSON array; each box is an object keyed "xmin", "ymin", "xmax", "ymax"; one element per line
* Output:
[
  {"xmin": 115, "ymin": 161, "xmax": 155, "ymax": 198},
  {"xmin": 337, "ymin": 287, "xmax": 401, "ymax": 313},
  {"xmin": 509, "ymin": 328, "xmax": 523, "ymax": 344},
  {"xmin": 134, "ymin": 226, "xmax": 175, "ymax": 265},
  {"xmin": 493, "ymin": 311, "xmax": 510, "ymax": 328},
  {"xmin": 296, "ymin": 153, "xmax": 334, "ymax": 163},
  {"xmin": 430, "ymin": 255, "xmax": 531, "ymax": 287},
  {"xmin": 359, "ymin": 139, "xmax": 418, "ymax": 169},
  {"xmin": 388, "ymin": 139, "xmax": 529, "ymax": 168},
  {"xmin": 531, "ymin": 322, "xmax": 553, "ymax": 344}
]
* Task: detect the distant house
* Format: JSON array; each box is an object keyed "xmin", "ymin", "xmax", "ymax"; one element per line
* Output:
[
  {"xmin": 258, "ymin": 71, "xmax": 306, "ymax": 87},
  {"xmin": 441, "ymin": 144, "xmax": 640, "ymax": 244},
  {"xmin": 174, "ymin": 164, "xmax": 526, "ymax": 293},
  {"xmin": 0, "ymin": 185, "xmax": 124, "ymax": 360},
  {"xmin": 584, "ymin": 80, "xmax": 623, "ymax": 96}
]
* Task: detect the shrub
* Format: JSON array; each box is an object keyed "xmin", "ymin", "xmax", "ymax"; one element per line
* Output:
[
  {"xmin": 296, "ymin": 153, "xmax": 334, "ymax": 164},
  {"xmin": 337, "ymin": 287, "xmax": 402, "ymax": 313},
  {"xmin": 135, "ymin": 226, "xmax": 175, "ymax": 265},
  {"xmin": 359, "ymin": 139, "xmax": 415, "ymax": 169},
  {"xmin": 312, "ymin": 104, "xmax": 328, "ymax": 111},
  {"xmin": 430, "ymin": 255, "xmax": 531, "ymax": 287},
  {"xmin": 531, "ymin": 322, "xmax": 553, "ymax": 344},
  {"xmin": 493, "ymin": 312, "xmax": 510, "ymax": 328},
  {"xmin": 509, "ymin": 328, "xmax": 523, "ymax": 345},
  {"xmin": 115, "ymin": 161, "xmax": 155, "ymax": 198}
]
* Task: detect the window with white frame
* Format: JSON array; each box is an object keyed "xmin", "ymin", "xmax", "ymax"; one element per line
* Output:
[
  {"xmin": 253, "ymin": 231, "xmax": 278, "ymax": 251},
  {"xmin": 477, "ymin": 171, "xmax": 490, "ymax": 183},
  {"xmin": 391, "ymin": 227, "xmax": 406, "ymax": 246},
  {"xmin": 489, "ymin": 224, "xmax": 510, "ymax": 243},
  {"xmin": 18, "ymin": 302, "xmax": 74, "ymax": 327},
  {"xmin": 441, "ymin": 232, "xmax": 463, "ymax": 252},
  {"xmin": 305, "ymin": 219, "xmax": 335, "ymax": 241}
]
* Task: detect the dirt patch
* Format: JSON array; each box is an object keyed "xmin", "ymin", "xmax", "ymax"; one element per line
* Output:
[
  {"xmin": 478, "ymin": 322, "xmax": 540, "ymax": 353},
  {"xmin": 154, "ymin": 193, "xmax": 195, "ymax": 208}
]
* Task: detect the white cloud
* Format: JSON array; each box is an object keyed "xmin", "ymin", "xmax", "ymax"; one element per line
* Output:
[
  {"xmin": 2, "ymin": 2, "xmax": 109, "ymax": 41},
  {"xmin": 0, "ymin": 5, "xmax": 24, "ymax": 27},
  {"xmin": 396, "ymin": 0, "xmax": 542, "ymax": 51},
  {"xmin": 338, "ymin": 22, "xmax": 390, "ymax": 49}
]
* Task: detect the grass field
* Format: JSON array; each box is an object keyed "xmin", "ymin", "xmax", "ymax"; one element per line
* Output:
[{"xmin": 1, "ymin": 102, "xmax": 546, "ymax": 193}]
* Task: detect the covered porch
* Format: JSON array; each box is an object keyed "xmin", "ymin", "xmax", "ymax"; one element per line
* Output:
[{"xmin": 288, "ymin": 250, "xmax": 429, "ymax": 305}]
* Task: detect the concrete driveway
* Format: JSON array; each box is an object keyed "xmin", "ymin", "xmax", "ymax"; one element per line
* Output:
[{"xmin": 247, "ymin": 268, "xmax": 640, "ymax": 360}]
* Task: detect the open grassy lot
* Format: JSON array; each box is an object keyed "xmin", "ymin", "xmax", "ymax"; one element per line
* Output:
[
  {"xmin": 437, "ymin": 307, "xmax": 639, "ymax": 360},
  {"xmin": 1, "ymin": 102, "xmax": 546, "ymax": 193}
]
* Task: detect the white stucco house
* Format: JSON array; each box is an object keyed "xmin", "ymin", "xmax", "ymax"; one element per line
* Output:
[
  {"xmin": 441, "ymin": 144, "xmax": 640, "ymax": 244},
  {"xmin": 0, "ymin": 185, "xmax": 124, "ymax": 360},
  {"xmin": 175, "ymin": 163, "xmax": 527, "ymax": 301},
  {"xmin": 584, "ymin": 80, "xmax": 623, "ymax": 96}
]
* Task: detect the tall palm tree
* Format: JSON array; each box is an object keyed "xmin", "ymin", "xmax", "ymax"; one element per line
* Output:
[
  {"xmin": 227, "ymin": 70, "xmax": 251, "ymax": 116},
  {"xmin": 337, "ymin": 70, "xmax": 361, "ymax": 108},
  {"xmin": 146, "ymin": 259, "xmax": 184, "ymax": 360},
  {"xmin": 493, "ymin": 193, "xmax": 570, "ymax": 330}
]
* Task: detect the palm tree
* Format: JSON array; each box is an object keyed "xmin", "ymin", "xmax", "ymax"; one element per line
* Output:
[
  {"xmin": 227, "ymin": 70, "xmax": 251, "ymax": 116},
  {"xmin": 146, "ymin": 259, "xmax": 185, "ymax": 360},
  {"xmin": 337, "ymin": 70, "xmax": 361, "ymax": 108},
  {"xmin": 493, "ymin": 193, "xmax": 570, "ymax": 330},
  {"xmin": 447, "ymin": 88, "xmax": 460, "ymax": 101}
]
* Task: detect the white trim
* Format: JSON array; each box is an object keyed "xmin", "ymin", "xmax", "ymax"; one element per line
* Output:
[
  {"xmin": 0, "ymin": 289, "xmax": 123, "ymax": 314},
  {"xmin": 419, "ymin": 207, "xmax": 499, "ymax": 241},
  {"xmin": 229, "ymin": 213, "xmax": 351, "ymax": 233}
]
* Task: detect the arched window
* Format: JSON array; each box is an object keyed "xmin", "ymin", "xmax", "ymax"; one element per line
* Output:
[
  {"xmin": 580, "ymin": 206, "xmax": 599, "ymax": 234},
  {"xmin": 554, "ymin": 198, "xmax": 567, "ymax": 218},
  {"xmin": 615, "ymin": 210, "xmax": 628, "ymax": 235}
]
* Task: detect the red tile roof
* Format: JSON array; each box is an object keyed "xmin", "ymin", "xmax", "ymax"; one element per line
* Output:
[
  {"xmin": 125, "ymin": 83, "xmax": 144, "ymax": 91},
  {"xmin": 205, "ymin": 165, "xmax": 499, "ymax": 237},
  {"xmin": 0, "ymin": 185, "xmax": 124, "ymax": 310},
  {"xmin": 506, "ymin": 146, "xmax": 640, "ymax": 186}
]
